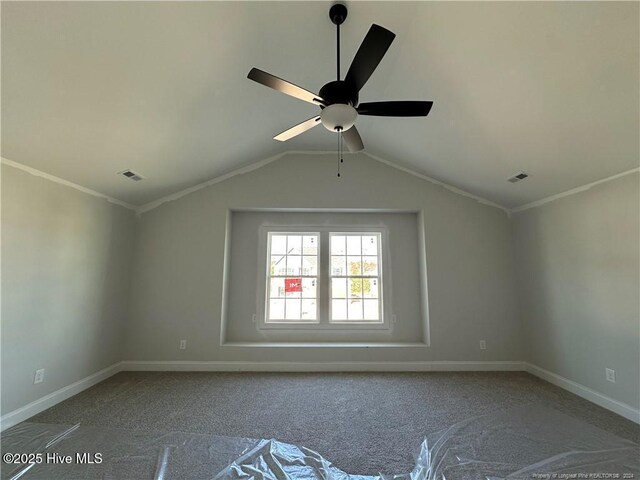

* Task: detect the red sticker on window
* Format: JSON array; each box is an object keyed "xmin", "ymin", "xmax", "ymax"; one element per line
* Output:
[{"xmin": 285, "ymin": 278, "xmax": 302, "ymax": 292}]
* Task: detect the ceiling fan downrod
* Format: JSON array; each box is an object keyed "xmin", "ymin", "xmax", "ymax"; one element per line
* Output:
[{"xmin": 330, "ymin": 4, "xmax": 347, "ymax": 81}]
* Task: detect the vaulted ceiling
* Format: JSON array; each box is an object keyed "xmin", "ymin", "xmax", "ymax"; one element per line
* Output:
[{"xmin": 2, "ymin": 1, "xmax": 638, "ymax": 208}]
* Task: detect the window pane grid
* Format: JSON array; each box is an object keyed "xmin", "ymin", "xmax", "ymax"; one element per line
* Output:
[
  {"xmin": 265, "ymin": 231, "xmax": 383, "ymax": 325},
  {"xmin": 267, "ymin": 233, "xmax": 318, "ymax": 322},
  {"xmin": 329, "ymin": 233, "xmax": 381, "ymax": 323}
]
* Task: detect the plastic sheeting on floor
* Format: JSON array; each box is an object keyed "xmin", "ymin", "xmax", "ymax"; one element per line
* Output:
[
  {"xmin": 422, "ymin": 405, "xmax": 639, "ymax": 479},
  {"xmin": 1, "ymin": 405, "xmax": 638, "ymax": 479}
]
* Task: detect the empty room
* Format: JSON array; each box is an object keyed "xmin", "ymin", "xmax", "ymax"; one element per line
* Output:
[{"xmin": 1, "ymin": 1, "xmax": 639, "ymax": 478}]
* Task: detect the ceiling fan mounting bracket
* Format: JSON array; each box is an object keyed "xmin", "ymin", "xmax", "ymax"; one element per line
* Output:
[{"xmin": 329, "ymin": 4, "xmax": 348, "ymax": 26}]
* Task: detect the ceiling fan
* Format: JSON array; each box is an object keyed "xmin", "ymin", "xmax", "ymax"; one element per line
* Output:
[{"xmin": 247, "ymin": 3, "xmax": 433, "ymax": 153}]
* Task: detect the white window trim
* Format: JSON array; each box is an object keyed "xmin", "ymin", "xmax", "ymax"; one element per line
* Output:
[{"xmin": 256, "ymin": 225, "xmax": 391, "ymax": 330}]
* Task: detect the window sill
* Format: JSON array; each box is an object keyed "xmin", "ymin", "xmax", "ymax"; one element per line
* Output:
[
  {"xmin": 258, "ymin": 321, "xmax": 390, "ymax": 331},
  {"xmin": 221, "ymin": 342, "xmax": 429, "ymax": 348}
]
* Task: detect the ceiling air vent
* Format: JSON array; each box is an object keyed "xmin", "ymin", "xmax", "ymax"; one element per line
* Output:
[
  {"xmin": 507, "ymin": 171, "xmax": 529, "ymax": 183},
  {"xmin": 118, "ymin": 169, "xmax": 144, "ymax": 182}
]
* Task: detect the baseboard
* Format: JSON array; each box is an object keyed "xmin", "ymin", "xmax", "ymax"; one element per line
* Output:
[
  {"xmin": 120, "ymin": 360, "xmax": 525, "ymax": 372},
  {"xmin": 3, "ymin": 360, "xmax": 636, "ymax": 432},
  {"xmin": 524, "ymin": 362, "xmax": 640, "ymax": 424},
  {"xmin": 0, "ymin": 362, "xmax": 122, "ymax": 432}
]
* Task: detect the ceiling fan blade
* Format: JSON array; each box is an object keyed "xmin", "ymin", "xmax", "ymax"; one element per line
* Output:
[
  {"xmin": 357, "ymin": 101, "xmax": 433, "ymax": 117},
  {"xmin": 342, "ymin": 126, "xmax": 364, "ymax": 152},
  {"xmin": 248, "ymin": 68, "xmax": 325, "ymax": 106},
  {"xmin": 274, "ymin": 116, "xmax": 321, "ymax": 142},
  {"xmin": 344, "ymin": 25, "xmax": 395, "ymax": 93}
]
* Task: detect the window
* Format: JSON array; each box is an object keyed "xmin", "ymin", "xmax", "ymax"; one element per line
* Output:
[
  {"xmin": 330, "ymin": 233, "xmax": 381, "ymax": 322},
  {"xmin": 266, "ymin": 233, "xmax": 319, "ymax": 322},
  {"xmin": 263, "ymin": 229, "xmax": 385, "ymax": 327}
]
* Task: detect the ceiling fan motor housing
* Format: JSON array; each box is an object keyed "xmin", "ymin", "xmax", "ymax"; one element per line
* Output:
[{"xmin": 319, "ymin": 81, "xmax": 358, "ymax": 107}]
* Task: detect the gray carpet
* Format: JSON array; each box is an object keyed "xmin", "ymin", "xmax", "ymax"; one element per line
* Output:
[{"xmin": 28, "ymin": 371, "xmax": 639, "ymax": 474}]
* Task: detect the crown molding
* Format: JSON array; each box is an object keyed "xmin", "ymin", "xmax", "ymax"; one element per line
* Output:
[
  {"xmin": 135, "ymin": 150, "xmax": 511, "ymax": 216},
  {"xmin": 510, "ymin": 167, "xmax": 639, "ymax": 214},
  {"xmin": 135, "ymin": 151, "xmax": 305, "ymax": 215},
  {"xmin": 362, "ymin": 152, "xmax": 510, "ymax": 215},
  {"xmin": 6, "ymin": 154, "xmax": 635, "ymax": 219},
  {"xmin": 1, "ymin": 158, "xmax": 136, "ymax": 210}
]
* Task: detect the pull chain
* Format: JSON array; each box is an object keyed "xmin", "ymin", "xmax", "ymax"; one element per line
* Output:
[{"xmin": 337, "ymin": 129, "xmax": 343, "ymax": 177}]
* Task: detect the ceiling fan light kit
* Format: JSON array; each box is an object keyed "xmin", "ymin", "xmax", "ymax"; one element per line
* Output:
[
  {"xmin": 320, "ymin": 104, "xmax": 358, "ymax": 132},
  {"xmin": 247, "ymin": 3, "xmax": 432, "ymax": 168}
]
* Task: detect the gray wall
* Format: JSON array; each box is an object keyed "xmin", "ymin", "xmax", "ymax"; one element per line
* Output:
[
  {"xmin": 1, "ymin": 164, "xmax": 136, "ymax": 413},
  {"xmin": 226, "ymin": 211, "xmax": 425, "ymax": 344},
  {"xmin": 3, "ymin": 153, "xmax": 637, "ymax": 418},
  {"xmin": 126, "ymin": 153, "xmax": 520, "ymax": 363},
  {"xmin": 513, "ymin": 173, "xmax": 640, "ymax": 409}
]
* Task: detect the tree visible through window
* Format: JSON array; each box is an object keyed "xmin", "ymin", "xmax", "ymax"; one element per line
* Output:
[{"xmin": 330, "ymin": 233, "xmax": 381, "ymax": 321}]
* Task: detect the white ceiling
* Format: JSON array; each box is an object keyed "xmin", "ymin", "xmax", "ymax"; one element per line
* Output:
[{"xmin": 2, "ymin": 1, "xmax": 638, "ymax": 208}]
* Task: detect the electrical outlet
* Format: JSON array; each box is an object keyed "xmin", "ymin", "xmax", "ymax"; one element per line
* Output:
[
  {"xmin": 179, "ymin": 340, "xmax": 187, "ymax": 350},
  {"xmin": 391, "ymin": 314, "xmax": 397, "ymax": 324},
  {"xmin": 479, "ymin": 340, "xmax": 486, "ymax": 350},
  {"xmin": 34, "ymin": 369, "xmax": 45, "ymax": 384},
  {"xmin": 605, "ymin": 368, "xmax": 616, "ymax": 383},
  {"xmin": 251, "ymin": 314, "xmax": 257, "ymax": 324}
]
